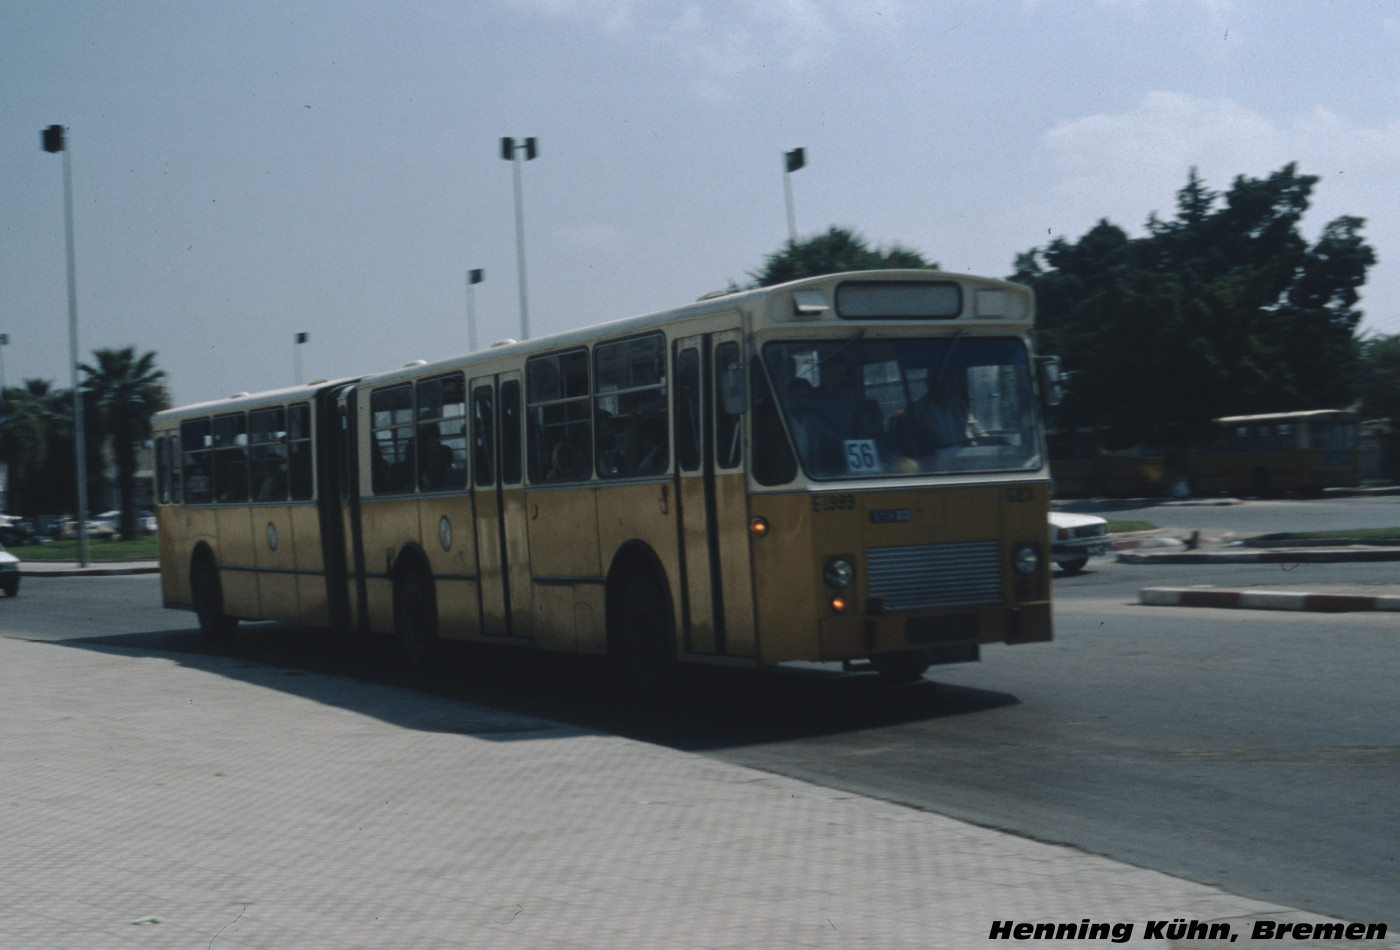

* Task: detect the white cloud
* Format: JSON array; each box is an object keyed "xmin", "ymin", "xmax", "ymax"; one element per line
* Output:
[{"xmin": 502, "ymin": 0, "xmax": 912, "ymax": 100}]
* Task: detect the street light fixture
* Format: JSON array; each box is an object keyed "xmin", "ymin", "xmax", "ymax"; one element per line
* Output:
[
  {"xmin": 294, "ymin": 332, "xmax": 308, "ymax": 385},
  {"xmin": 42, "ymin": 124, "xmax": 89, "ymax": 567},
  {"xmin": 500, "ymin": 137, "xmax": 538, "ymax": 340},
  {"xmin": 783, "ymin": 147, "xmax": 805, "ymax": 243}
]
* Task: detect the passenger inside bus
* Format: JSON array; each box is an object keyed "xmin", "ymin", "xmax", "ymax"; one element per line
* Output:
[
  {"xmin": 417, "ymin": 423, "xmax": 457, "ymax": 490},
  {"xmin": 895, "ymin": 373, "xmax": 984, "ymax": 458}
]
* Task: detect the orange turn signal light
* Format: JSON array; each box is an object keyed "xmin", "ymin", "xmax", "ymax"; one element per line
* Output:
[
  {"xmin": 830, "ymin": 595, "xmax": 849, "ymax": 614},
  {"xmin": 749, "ymin": 517, "xmax": 769, "ymax": 537}
]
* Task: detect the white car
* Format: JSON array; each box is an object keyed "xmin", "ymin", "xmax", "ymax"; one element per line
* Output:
[
  {"xmin": 0, "ymin": 542, "xmax": 20, "ymax": 597},
  {"xmin": 1049, "ymin": 511, "xmax": 1110, "ymax": 573}
]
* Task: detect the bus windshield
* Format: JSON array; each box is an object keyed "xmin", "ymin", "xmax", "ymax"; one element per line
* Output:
[{"xmin": 763, "ymin": 337, "xmax": 1042, "ymax": 479}]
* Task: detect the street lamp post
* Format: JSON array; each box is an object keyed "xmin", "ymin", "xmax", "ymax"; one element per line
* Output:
[
  {"xmin": 500, "ymin": 137, "xmax": 538, "ymax": 340},
  {"xmin": 294, "ymin": 332, "xmax": 308, "ymax": 385},
  {"xmin": 466, "ymin": 269, "xmax": 483, "ymax": 352},
  {"xmin": 783, "ymin": 147, "xmax": 805, "ymax": 244},
  {"xmin": 42, "ymin": 125, "xmax": 89, "ymax": 567}
]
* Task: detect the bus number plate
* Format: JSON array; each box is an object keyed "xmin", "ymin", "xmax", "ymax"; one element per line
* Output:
[{"xmin": 870, "ymin": 509, "xmax": 912, "ymax": 523}]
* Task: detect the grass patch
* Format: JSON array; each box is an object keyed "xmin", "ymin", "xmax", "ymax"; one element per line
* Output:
[
  {"xmin": 13, "ymin": 537, "xmax": 160, "ymax": 561},
  {"xmin": 1251, "ymin": 527, "xmax": 1400, "ymax": 542},
  {"xmin": 1106, "ymin": 520, "xmax": 1158, "ymax": 533}
]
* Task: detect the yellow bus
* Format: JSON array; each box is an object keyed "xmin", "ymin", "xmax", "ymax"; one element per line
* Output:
[
  {"xmin": 1050, "ymin": 409, "xmax": 1360, "ymax": 498},
  {"xmin": 153, "ymin": 270, "xmax": 1062, "ymax": 696},
  {"xmin": 1187, "ymin": 409, "xmax": 1360, "ymax": 497}
]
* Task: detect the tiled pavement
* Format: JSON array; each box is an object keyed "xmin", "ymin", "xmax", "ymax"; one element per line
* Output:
[{"xmin": 2, "ymin": 633, "xmax": 1390, "ymax": 949}]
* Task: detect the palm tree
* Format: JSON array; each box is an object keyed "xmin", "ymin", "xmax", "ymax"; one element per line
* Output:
[
  {"xmin": 80, "ymin": 348, "xmax": 170, "ymax": 540},
  {"xmin": 0, "ymin": 379, "xmax": 75, "ymax": 516}
]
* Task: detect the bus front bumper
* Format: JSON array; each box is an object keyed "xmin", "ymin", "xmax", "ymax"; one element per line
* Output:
[{"xmin": 817, "ymin": 601, "xmax": 1051, "ymax": 663}]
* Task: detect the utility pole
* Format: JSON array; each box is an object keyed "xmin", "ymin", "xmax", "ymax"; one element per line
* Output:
[
  {"xmin": 466, "ymin": 269, "xmax": 483, "ymax": 351},
  {"xmin": 783, "ymin": 147, "xmax": 805, "ymax": 243},
  {"xmin": 42, "ymin": 124, "xmax": 89, "ymax": 567},
  {"xmin": 500, "ymin": 137, "xmax": 538, "ymax": 340}
]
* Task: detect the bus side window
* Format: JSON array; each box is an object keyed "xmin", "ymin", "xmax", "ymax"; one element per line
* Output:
[
  {"xmin": 472, "ymin": 386, "xmax": 495, "ymax": 487},
  {"xmin": 213, "ymin": 413, "xmax": 249, "ymax": 503},
  {"xmin": 371, "ymin": 384, "xmax": 415, "ymax": 494},
  {"xmin": 288, "ymin": 403, "xmax": 314, "ymax": 500},
  {"xmin": 676, "ymin": 349, "xmax": 701, "ymax": 472},
  {"xmin": 249, "ymin": 406, "xmax": 288, "ymax": 503},
  {"xmin": 155, "ymin": 436, "xmax": 169, "ymax": 504},
  {"xmin": 595, "ymin": 334, "xmax": 667, "ymax": 478},
  {"xmin": 417, "ymin": 373, "xmax": 468, "ymax": 491},
  {"xmin": 527, "ymin": 349, "xmax": 592, "ymax": 482},
  {"xmin": 182, "ymin": 419, "xmax": 211, "ymax": 503},
  {"xmin": 714, "ymin": 341, "xmax": 742, "ymax": 469},
  {"xmin": 500, "ymin": 381, "xmax": 522, "ymax": 485}
]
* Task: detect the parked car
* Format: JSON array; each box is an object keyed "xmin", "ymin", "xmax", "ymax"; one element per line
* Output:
[
  {"xmin": 0, "ymin": 516, "xmax": 36, "ymax": 547},
  {"xmin": 0, "ymin": 541, "xmax": 20, "ymax": 596},
  {"xmin": 1049, "ymin": 511, "xmax": 1110, "ymax": 573}
]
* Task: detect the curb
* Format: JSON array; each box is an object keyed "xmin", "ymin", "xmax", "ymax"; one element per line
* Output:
[
  {"xmin": 17, "ymin": 563, "xmax": 160, "ymax": 578},
  {"xmin": 1118, "ymin": 547, "xmax": 1400, "ymax": 564},
  {"xmin": 1140, "ymin": 586, "xmax": 1400, "ymax": 612}
]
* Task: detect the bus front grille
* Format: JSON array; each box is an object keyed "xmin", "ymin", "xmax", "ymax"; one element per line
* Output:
[{"xmin": 866, "ymin": 541, "xmax": 1001, "ymax": 611}]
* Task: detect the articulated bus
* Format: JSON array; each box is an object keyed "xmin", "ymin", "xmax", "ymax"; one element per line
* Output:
[{"xmin": 153, "ymin": 270, "xmax": 1062, "ymax": 696}]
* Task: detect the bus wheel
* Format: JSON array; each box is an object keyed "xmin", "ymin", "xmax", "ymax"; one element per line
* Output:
[
  {"xmin": 619, "ymin": 575, "xmax": 674, "ymax": 704},
  {"xmin": 394, "ymin": 570, "xmax": 437, "ymax": 666},
  {"xmin": 191, "ymin": 556, "xmax": 237, "ymax": 642}
]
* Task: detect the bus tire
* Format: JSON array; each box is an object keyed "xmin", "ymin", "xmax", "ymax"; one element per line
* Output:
[
  {"xmin": 191, "ymin": 555, "xmax": 237, "ymax": 642},
  {"xmin": 619, "ymin": 575, "xmax": 674, "ymax": 704},
  {"xmin": 394, "ymin": 569, "xmax": 437, "ymax": 667}
]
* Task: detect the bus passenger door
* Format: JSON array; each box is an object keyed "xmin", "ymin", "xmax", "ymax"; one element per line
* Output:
[
  {"xmin": 471, "ymin": 373, "xmax": 532, "ymax": 639},
  {"xmin": 674, "ymin": 331, "xmax": 756, "ymax": 657}
]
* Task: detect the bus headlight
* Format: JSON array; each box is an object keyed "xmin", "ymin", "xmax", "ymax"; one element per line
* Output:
[
  {"xmin": 1012, "ymin": 544, "xmax": 1040, "ymax": 575},
  {"xmin": 824, "ymin": 557, "xmax": 854, "ymax": 589}
]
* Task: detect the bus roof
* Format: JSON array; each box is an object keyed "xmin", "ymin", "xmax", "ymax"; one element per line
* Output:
[
  {"xmin": 1216, "ymin": 409, "xmax": 1356, "ymax": 425},
  {"xmin": 155, "ymin": 269, "xmax": 1034, "ymax": 418}
]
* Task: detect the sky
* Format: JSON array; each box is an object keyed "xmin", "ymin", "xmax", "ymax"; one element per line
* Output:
[{"xmin": 3, "ymin": 0, "xmax": 1399, "ymax": 408}]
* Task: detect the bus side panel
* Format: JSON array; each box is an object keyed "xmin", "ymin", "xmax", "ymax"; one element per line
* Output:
[
  {"xmin": 596, "ymin": 481, "xmax": 683, "ymax": 655},
  {"xmin": 157, "ymin": 506, "xmax": 191, "ymax": 608},
  {"xmin": 746, "ymin": 493, "xmax": 823, "ymax": 664},
  {"xmin": 216, "ymin": 506, "xmax": 259, "ymax": 619},
  {"xmin": 526, "ymin": 486, "xmax": 602, "ymax": 652},
  {"xmin": 359, "ymin": 497, "xmax": 412, "ymax": 635},
  {"xmin": 713, "ymin": 471, "xmax": 757, "ymax": 658},
  {"xmin": 252, "ymin": 504, "xmax": 301, "ymax": 625},
  {"xmin": 291, "ymin": 503, "xmax": 330, "ymax": 627},
  {"xmin": 419, "ymin": 495, "xmax": 480, "ymax": 640}
]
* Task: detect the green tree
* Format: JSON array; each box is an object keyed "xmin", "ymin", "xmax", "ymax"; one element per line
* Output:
[
  {"xmin": 0, "ymin": 380, "xmax": 76, "ymax": 516},
  {"xmin": 1014, "ymin": 164, "xmax": 1375, "ymax": 450},
  {"xmin": 1358, "ymin": 334, "xmax": 1400, "ymax": 479},
  {"xmin": 80, "ymin": 347, "xmax": 170, "ymax": 540},
  {"xmin": 750, "ymin": 226, "xmax": 936, "ymax": 287}
]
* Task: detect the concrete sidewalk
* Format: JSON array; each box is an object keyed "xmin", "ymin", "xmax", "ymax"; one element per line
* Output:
[
  {"xmin": 16, "ymin": 559, "xmax": 160, "ymax": 577},
  {"xmin": 1, "ymin": 634, "xmax": 1390, "ymax": 949}
]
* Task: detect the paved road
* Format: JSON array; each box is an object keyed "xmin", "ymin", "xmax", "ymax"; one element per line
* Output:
[
  {"xmin": 1059, "ymin": 492, "xmax": 1400, "ymax": 537},
  {"xmin": 4, "ymin": 567, "xmax": 1396, "ymax": 924}
]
